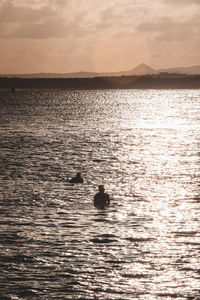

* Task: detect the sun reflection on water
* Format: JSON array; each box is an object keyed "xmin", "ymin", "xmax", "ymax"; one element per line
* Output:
[
  {"xmin": 104, "ymin": 90, "xmax": 200, "ymax": 298},
  {"xmin": 0, "ymin": 89, "xmax": 200, "ymax": 299}
]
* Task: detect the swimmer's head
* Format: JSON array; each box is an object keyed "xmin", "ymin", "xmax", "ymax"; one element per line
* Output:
[{"xmin": 98, "ymin": 185, "xmax": 104, "ymax": 192}]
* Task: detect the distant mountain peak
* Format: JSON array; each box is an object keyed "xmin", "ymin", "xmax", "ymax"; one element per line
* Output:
[
  {"xmin": 137, "ymin": 63, "xmax": 150, "ymax": 68},
  {"xmin": 135, "ymin": 63, "xmax": 155, "ymax": 69},
  {"xmin": 126, "ymin": 63, "xmax": 156, "ymax": 75}
]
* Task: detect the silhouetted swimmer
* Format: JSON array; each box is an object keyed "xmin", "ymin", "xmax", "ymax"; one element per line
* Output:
[
  {"xmin": 94, "ymin": 185, "xmax": 110, "ymax": 209},
  {"xmin": 68, "ymin": 172, "xmax": 84, "ymax": 183}
]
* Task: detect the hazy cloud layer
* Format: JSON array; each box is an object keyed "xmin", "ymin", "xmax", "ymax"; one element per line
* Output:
[
  {"xmin": 0, "ymin": 1, "xmax": 56, "ymax": 23},
  {"xmin": 137, "ymin": 14, "xmax": 200, "ymax": 42},
  {"xmin": 0, "ymin": 0, "xmax": 71, "ymax": 39},
  {"xmin": 0, "ymin": 0, "xmax": 199, "ymax": 73}
]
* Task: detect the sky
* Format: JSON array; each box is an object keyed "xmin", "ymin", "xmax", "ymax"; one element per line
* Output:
[{"xmin": 0, "ymin": 0, "xmax": 200, "ymax": 74}]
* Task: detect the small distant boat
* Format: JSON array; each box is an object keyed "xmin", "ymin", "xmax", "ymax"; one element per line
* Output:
[{"xmin": 10, "ymin": 87, "xmax": 16, "ymax": 94}]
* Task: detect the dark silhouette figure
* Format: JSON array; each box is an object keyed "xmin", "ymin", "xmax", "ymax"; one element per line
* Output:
[
  {"xmin": 94, "ymin": 185, "xmax": 110, "ymax": 209},
  {"xmin": 68, "ymin": 172, "xmax": 83, "ymax": 183},
  {"xmin": 10, "ymin": 87, "xmax": 16, "ymax": 94}
]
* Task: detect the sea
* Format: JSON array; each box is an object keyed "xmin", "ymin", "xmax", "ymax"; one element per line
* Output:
[{"xmin": 0, "ymin": 89, "xmax": 200, "ymax": 300}]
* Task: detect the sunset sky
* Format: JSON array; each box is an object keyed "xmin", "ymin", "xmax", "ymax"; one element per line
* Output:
[{"xmin": 0, "ymin": 0, "xmax": 200, "ymax": 74}]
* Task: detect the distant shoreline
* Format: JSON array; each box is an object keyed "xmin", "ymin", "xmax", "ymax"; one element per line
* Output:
[{"xmin": 0, "ymin": 74, "xmax": 200, "ymax": 89}]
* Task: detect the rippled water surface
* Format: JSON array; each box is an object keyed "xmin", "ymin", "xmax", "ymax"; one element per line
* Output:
[{"xmin": 0, "ymin": 89, "xmax": 200, "ymax": 299}]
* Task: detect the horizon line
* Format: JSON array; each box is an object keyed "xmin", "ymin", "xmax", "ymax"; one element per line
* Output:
[{"xmin": 1, "ymin": 63, "xmax": 200, "ymax": 76}]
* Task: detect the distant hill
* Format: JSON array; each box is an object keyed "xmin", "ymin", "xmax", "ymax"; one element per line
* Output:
[
  {"xmin": 158, "ymin": 65, "xmax": 200, "ymax": 75},
  {"xmin": 0, "ymin": 71, "xmax": 99, "ymax": 79},
  {"xmin": 1, "ymin": 63, "xmax": 200, "ymax": 78},
  {"xmin": 127, "ymin": 63, "xmax": 200, "ymax": 76}
]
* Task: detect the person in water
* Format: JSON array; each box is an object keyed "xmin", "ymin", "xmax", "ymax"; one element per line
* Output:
[
  {"xmin": 94, "ymin": 185, "xmax": 110, "ymax": 209},
  {"xmin": 68, "ymin": 172, "xmax": 84, "ymax": 183}
]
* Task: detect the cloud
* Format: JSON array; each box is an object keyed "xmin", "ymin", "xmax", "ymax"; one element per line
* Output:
[
  {"xmin": 186, "ymin": 14, "xmax": 200, "ymax": 26},
  {"xmin": 1, "ymin": 18, "xmax": 70, "ymax": 39},
  {"xmin": 0, "ymin": 0, "xmax": 56, "ymax": 23},
  {"xmin": 137, "ymin": 17, "xmax": 175, "ymax": 32},
  {"xmin": 156, "ymin": 27, "xmax": 195, "ymax": 42},
  {"xmin": 11, "ymin": 0, "xmax": 68, "ymax": 9},
  {"xmin": 136, "ymin": 15, "xmax": 200, "ymax": 42},
  {"xmin": 0, "ymin": 0, "xmax": 102, "ymax": 40},
  {"xmin": 0, "ymin": 0, "xmax": 73, "ymax": 39},
  {"xmin": 165, "ymin": 0, "xmax": 200, "ymax": 4}
]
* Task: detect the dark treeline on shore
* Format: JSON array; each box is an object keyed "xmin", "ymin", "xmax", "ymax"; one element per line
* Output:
[{"xmin": 0, "ymin": 74, "xmax": 200, "ymax": 90}]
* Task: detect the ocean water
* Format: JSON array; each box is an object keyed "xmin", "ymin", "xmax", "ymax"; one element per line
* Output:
[{"xmin": 0, "ymin": 89, "xmax": 200, "ymax": 300}]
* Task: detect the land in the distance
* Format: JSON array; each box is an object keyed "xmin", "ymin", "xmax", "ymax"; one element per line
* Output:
[
  {"xmin": 1, "ymin": 64, "xmax": 200, "ymax": 90},
  {"xmin": 0, "ymin": 73, "xmax": 200, "ymax": 90},
  {"xmin": 1, "ymin": 63, "xmax": 200, "ymax": 78}
]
